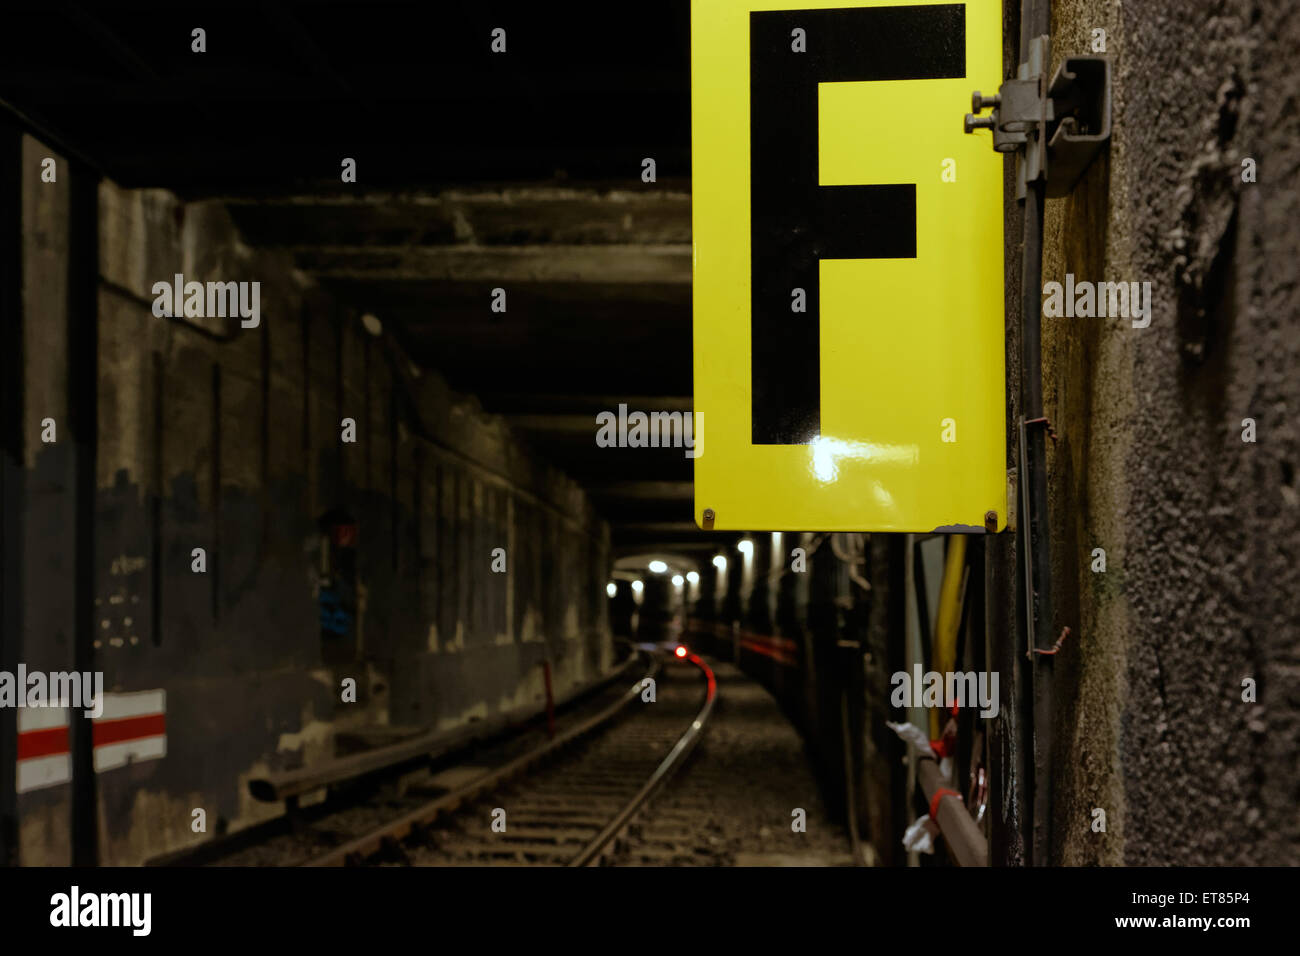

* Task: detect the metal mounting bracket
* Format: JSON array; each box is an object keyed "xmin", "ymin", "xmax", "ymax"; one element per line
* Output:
[{"xmin": 964, "ymin": 36, "xmax": 1112, "ymax": 199}]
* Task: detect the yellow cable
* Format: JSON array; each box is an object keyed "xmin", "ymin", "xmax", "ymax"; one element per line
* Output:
[{"xmin": 929, "ymin": 536, "xmax": 967, "ymax": 739}]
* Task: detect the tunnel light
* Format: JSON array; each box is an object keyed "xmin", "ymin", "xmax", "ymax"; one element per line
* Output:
[
  {"xmin": 672, "ymin": 574, "xmax": 684, "ymax": 587},
  {"xmin": 738, "ymin": 539, "xmax": 754, "ymax": 556},
  {"xmin": 361, "ymin": 313, "xmax": 383, "ymax": 337},
  {"xmin": 686, "ymin": 571, "xmax": 699, "ymax": 584},
  {"xmin": 606, "ymin": 582, "xmax": 617, "ymax": 598},
  {"xmin": 712, "ymin": 554, "xmax": 727, "ymax": 573},
  {"xmin": 631, "ymin": 580, "xmax": 644, "ymax": 594},
  {"xmin": 648, "ymin": 560, "xmax": 668, "ymax": 574}
]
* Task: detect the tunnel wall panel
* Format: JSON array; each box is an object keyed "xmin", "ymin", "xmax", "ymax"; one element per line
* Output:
[{"xmin": 12, "ymin": 160, "xmax": 611, "ymax": 865}]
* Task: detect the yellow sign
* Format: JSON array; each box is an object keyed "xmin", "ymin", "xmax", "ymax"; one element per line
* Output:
[{"xmin": 692, "ymin": 0, "xmax": 1006, "ymax": 532}]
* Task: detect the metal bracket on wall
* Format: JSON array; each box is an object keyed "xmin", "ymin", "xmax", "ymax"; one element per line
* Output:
[
  {"xmin": 1016, "ymin": 415, "xmax": 1036, "ymax": 659},
  {"xmin": 964, "ymin": 36, "xmax": 1112, "ymax": 199},
  {"xmin": 1017, "ymin": 413, "xmax": 1065, "ymax": 664}
]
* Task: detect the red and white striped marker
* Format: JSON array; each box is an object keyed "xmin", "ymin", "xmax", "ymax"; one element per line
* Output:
[
  {"xmin": 92, "ymin": 690, "xmax": 167, "ymax": 772},
  {"xmin": 13, "ymin": 689, "xmax": 167, "ymax": 792},
  {"xmin": 16, "ymin": 707, "xmax": 71, "ymax": 793}
]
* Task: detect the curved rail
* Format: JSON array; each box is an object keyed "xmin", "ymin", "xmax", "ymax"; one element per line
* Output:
[
  {"xmin": 252, "ymin": 650, "xmax": 644, "ymax": 804},
  {"xmin": 303, "ymin": 654, "xmax": 659, "ymax": 867},
  {"xmin": 568, "ymin": 651, "xmax": 717, "ymax": 867}
]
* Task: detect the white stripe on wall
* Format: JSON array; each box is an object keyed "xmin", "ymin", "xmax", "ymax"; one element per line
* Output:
[
  {"xmin": 17, "ymin": 754, "xmax": 72, "ymax": 793},
  {"xmin": 96, "ymin": 689, "xmax": 166, "ymax": 721},
  {"xmin": 17, "ymin": 707, "xmax": 70, "ymax": 732},
  {"xmin": 93, "ymin": 736, "xmax": 167, "ymax": 773}
]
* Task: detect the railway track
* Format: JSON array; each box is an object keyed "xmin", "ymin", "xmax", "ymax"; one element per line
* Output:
[
  {"xmin": 298, "ymin": 650, "xmax": 714, "ymax": 867},
  {"xmin": 202, "ymin": 649, "xmax": 851, "ymax": 868},
  {"xmin": 608, "ymin": 659, "xmax": 857, "ymax": 866}
]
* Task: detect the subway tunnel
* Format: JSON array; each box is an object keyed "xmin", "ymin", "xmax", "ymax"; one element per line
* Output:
[{"xmin": 0, "ymin": 0, "xmax": 1296, "ymax": 930}]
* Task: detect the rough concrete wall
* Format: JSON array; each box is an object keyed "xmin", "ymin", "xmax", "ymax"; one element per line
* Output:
[
  {"xmin": 18, "ymin": 163, "xmax": 611, "ymax": 865},
  {"xmin": 1040, "ymin": 0, "xmax": 1299, "ymax": 865}
]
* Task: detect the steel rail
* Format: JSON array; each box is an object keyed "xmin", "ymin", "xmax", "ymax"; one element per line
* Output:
[
  {"xmin": 302, "ymin": 654, "xmax": 659, "ymax": 867},
  {"xmin": 256, "ymin": 650, "xmax": 643, "ymax": 803},
  {"xmin": 567, "ymin": 652, "xmax": 717, "ymax": 867}
]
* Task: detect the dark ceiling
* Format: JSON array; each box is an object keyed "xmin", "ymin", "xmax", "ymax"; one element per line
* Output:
[
  {"xmin": 1, "ymin": 1, "xmax": 731, "ymax": 557},
  {"xmin": 1, "ymin": 1, "xmax": 691, "ymax": 189}
]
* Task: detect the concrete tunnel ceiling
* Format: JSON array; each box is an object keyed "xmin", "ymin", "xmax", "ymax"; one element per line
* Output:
[{"xmin": 0, "ymin": 0, "xmax": 735, "ymax": 560}]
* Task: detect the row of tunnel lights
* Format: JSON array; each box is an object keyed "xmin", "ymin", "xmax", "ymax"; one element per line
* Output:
[{"xmin": 605, "ymin": 538, "xmax": 760, "ymax": 599}]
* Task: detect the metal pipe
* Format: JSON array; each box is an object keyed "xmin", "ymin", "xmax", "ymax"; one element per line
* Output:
[
  {"xmin": 917, "ymin": 756, "xmax": 988, "ymax": 867},
  {"xmin": 1024, "ymin": 179, "xmax": 1054, "ymax": 868},
  {"xmin": 1019, "ymin": 0, "xmax": 1054, "ymax": 867}
]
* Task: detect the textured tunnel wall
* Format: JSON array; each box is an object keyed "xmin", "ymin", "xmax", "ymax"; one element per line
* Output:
[
  {"xmin": 16, "ymin": 147, "xmax": 612, "ymax": 865},
  {"xmin": 1034, "ymin": 1, "xmax": 1299, "ymax": 864}
]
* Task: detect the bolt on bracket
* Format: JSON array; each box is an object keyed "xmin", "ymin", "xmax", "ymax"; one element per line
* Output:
[{"xmin": 964, "ymin": 36, "xmax": 1112, "ymax": 199}]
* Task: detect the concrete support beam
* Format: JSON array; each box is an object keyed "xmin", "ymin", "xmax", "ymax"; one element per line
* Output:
[
  {"xmin": 612, "ymin": 521, "xmax": 701, "ymax": 535},
  {"xmin": 220, "ymin": 188, "xmax": 691, "ymax": 247},
  {"xmin": 506, "ymin": 414, "xmax": 602, "ymax": 435},
  {"xmin": 290, "ymin": 243, "xmax": 692, "ymax": 285},
  {"xmin": 506, "ymin": 402, "xmax": 696, "ymax": 435},
  {"xmin": 487, "ymin": 393, "xmax": 694, "ymax": 415},
  {"xmin": 586, "ymin": 480, "xmax": 693, "ymax": 500}
]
